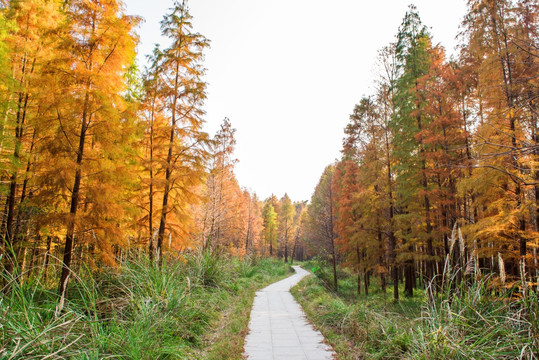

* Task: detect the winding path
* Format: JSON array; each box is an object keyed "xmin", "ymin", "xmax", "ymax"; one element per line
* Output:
[{"xmin": 243, "ymin": 266, "xmax": 336, "ymax": 360}]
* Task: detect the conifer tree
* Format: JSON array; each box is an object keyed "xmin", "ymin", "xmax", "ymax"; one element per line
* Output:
[
  {"xmin": 391, "ymin": 5, "xmax": 434, "ymax": 295},
  {"xmin": 307, "ymin": 165, "xmax": 338, "ymax": 291},
  {"xmin": 154, "ymin": 0, "xmax": 209, "ymax": 264},
  {"xmin": 42, "ymin": 0, "xmax": 140, "ymax": 298},
  {"xmin": 278, "ymin": 193, "xmax": 295, "ymax": 263},
  {"xmin": 261, "ymin": 200, "xmax": 278, "ymax": 256},
  {"xmin": 1, "ymin": 0, "xmax": 64, "ymax": 278}
]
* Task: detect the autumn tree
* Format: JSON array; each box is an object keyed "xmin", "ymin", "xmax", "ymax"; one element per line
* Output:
[
  {"xmin": 390, "ymin": 5, "xmax": 435, "ymax": 296},
  {"xmin": 32, "ymin": 0, "xmax": 142, "ymax": 299},
  {"xmin": 242, "ymin": 190, "xmax": 262, "ymax": 254},
  {"xmin": 307, "ymin": 165, "xmax": 338, "ymax": 291},
  {"xmin": 153, "ymin": 0, "xmax": 209, "ymax": 264},
  {"xmin": 261, "ymin": 199, "xmax": 278, "ymax": 256},
  {"xmin": 278, "ymin": 193, "xmax": 295, "ymax": 263},
  {"xmin": 459, "ymin": 0, "xmax": 539, "ymax": 278},
  {"xmin": 199, "ymin": 118, "xmax": 236, "ymax": 251},
  {"xmin": 0, "ymin": 0, "xmax": 64, "ymax": 280}
]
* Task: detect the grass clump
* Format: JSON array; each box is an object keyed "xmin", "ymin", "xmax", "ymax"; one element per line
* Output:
[
  {"xmin": 407, "ymin": 276, "xmax": 539, "ymax": 359},
  {"xmin": 1, "ymin": 251, "xmax": 291, "ymax": 359}
]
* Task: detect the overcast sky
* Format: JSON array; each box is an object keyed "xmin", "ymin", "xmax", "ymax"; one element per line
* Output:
[{"xmin": 124, "ymin": 0, "xmax": 468, "ymax": 202}]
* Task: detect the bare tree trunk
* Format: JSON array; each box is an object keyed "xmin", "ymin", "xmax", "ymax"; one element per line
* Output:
[
  {"xmin": 58, "ymin": 90, "xmax": 90, "ymax": 299},
  {"xmin": 43, "ymin": 236, "xmax": 52, "ymax": 282},
  {"xmin": 245, "ymin": 195, "xmax": 252, "ymax": 252},
  {"xmin": 356, "ymin": 245, "xmax": 361, "ymax": 295}
]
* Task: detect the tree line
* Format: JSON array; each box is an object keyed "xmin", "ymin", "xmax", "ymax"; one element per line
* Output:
[
  {"xmin": 0, "ymin": 0, "xmax": 312, "ymax": 301},
  {"xmin": 1, "ymin": 0, "xmax": 537, "ymax": 305},
  {"xmin": 306, "ymin": 0, "xmax": 538, "ymax": 300}
]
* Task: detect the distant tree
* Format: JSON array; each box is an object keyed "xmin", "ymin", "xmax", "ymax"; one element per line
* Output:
[
  {"xmin": 307, "ymin": 165, "xmax": 338, "ymax": 291},
  {"xmin": 278, "ymin": 194, "xmax": 295, "ymax": 263},
  {"xmin": 261, "ymin": 200, "xmax": 278, "ymax": 256}
]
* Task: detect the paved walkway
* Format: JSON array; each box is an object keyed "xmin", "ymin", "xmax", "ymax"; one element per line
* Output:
[{"xmin": 243, "ymin": 266, "xmax": 336, "ymax": 360}]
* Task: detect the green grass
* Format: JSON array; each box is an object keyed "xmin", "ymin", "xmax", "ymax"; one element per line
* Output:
[
  {"xmin": 292, "ymin": 262, "xmax": 538, "ymax": 360},
  {"xmin": 292, "ymin": 271, "xmax": 421, "ymax": 360},
  {"xmin": 1, "ymin": 252, "xmax": 292, "ymax": 359}
]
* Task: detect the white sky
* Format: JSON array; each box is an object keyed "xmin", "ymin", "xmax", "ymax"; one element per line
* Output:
[{"xmin": 125, "ymin": 0, "xmax": 468, "ymax": 202}]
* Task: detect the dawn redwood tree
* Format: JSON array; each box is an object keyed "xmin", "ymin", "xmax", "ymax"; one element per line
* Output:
[
  {"xmin": 390, "ymin": 5, "xmax": 434, "ymax": 296},
  {"xmin": 154, "ymin": 0, "xmax": 210, "ymax": 265},
  {"xmin": 139, "ymin": 48, "xmax": 168, "ymax": 257},
  {"xmin": 307, "ymin": 165, "xmax": 338, "ymax": 291},
  {"xmin": 278, "ymin": 193, "xmax": 295, "ymax": 263},
  {"xmin": 460, "ymin": 0, "xmax": 538, "ymax": 275},
  {"xmin": 261, "ymin": 199, "xmax": 278, "ymax": 256},
  {"xmin": 0, "ymin": 0, "xmax": 63, "ymax": 278},
  {"xmin": 200, "ymin": 118, "xmax": 237, "ymax": 250},
  {"xmin": 46, "ymin": 0, "xmax": 140, "ymax": 299},
  {"xmin": 333, "ymin": 159, "xmax": 363, "ymax": 293}
]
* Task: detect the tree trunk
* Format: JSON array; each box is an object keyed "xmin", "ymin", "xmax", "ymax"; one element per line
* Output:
[
  {"xmin": 43, "ymin": 236, "xmax": 52, "ymax": 282},
  {"xmin": 364, "ymin": 271, "xmax": 369, "ymax": 296},
  {"xmin": 157, "ymin": 59, "xmax": 181, "ymax": 267},
  {"xmin": 404, "ymin": 261, "xmax": 414, "ymax": 297},
  {"xmin": 284, "ymin": 219, "xmax": 288, "ymax": 263},
  {"xmin": 58, "ymin": 90, "xmax": 89, "ymax": 299}
]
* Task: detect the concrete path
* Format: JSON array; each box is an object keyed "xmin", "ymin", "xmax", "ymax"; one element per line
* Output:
[{"xmin": 243, "ymin": 266, "xmax": 336, "ymax": 360}]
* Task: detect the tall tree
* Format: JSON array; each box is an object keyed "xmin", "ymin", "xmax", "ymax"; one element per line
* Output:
[
  {"xmin": 154, "ymin": 0, "xmax": 209, "ymax": 264},
  {"xmin": 1, "ymin": 0, "xmax": 64, "ymax": 278},
  {"xmin": 41, "ymin": 0, "xmax": 141, "ymax": 299},
  {"xmin": 390, "ymin": 5, "xmax": 434, "ymax": 295},
  {"xmin": 307, "ymin": 165, "xmax": 338, "ymax": 291},
  {"xmin": 261, "ymin": 199, "xmax": 278, "ymax": 256},
  {"xmin": 278, "ymin": 193, "xmax": 295, "ymax": 263}
]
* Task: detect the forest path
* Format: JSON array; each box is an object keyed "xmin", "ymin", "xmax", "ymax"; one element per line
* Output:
[{"xmin": 243, "ymin": 265, "xmax": 336, "ymax": 360}]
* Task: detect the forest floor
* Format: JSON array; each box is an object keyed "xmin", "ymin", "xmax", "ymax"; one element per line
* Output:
[
  {"xmin": 292, "ymin": 261, "xmax": 539, "ymax": 360},
  {"xmin": 0, "ymin": 253, "xmax": 292, "ymax": 359}
]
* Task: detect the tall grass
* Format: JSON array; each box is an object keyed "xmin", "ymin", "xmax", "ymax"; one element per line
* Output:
[
  {"xmin": 408, "ymin": 225, "xmax": 539, "ymax": 359},
  {"xmin": 293, "ymin": 257, "xmax": 539, "ymax": 360},
  {"xmin": 409, "ymin": 276, "xmax": 538, "ymax": 359},
  {"xmin": 1, "ymin": 251, "xmax": 290, "ymax": 359}
]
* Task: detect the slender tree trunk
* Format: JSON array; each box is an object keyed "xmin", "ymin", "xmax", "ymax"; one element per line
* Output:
[
  {"xmin": 284, "ymin": 219, "xmax": 288, "ymax": 263},
  {"xmin": 378, "ymin": 230, "xmax": 386, "ymax": 293},
  {"xmin": 58, "ymin": 90, "xmax": 90, "ymax": 299},
  {"xmin": 384, "ymin": 116, "xmax": 398, "ymax": 301},
  {"xmin": 148, "ymin": 98, "xmax": 155, "ymax": 260},
  {"xmin": 156, "ymin": 61, "xmax": 180, "ymax": 267},
  {"xmin": 404, "ymin": 261, "xmax": 414, "ymax": 297},
  {"xmin": 291, "ymin": 229, "xmax": 299, "ymax": 264},
  {"xmin": 364, "ymin": 271, "xmax": 369, "ymax": 296},
  {"xmin": 356, "ymin": 245, "xmax": 361, "ymax": 295},
  {"xmin": 43, "ymin": 236, "xmax": 52, "ymax": 282},
  {"xmin": 245, "ymin": 195, "xmax": 252, "ymax": 252},
  {"xmin": 156, "ymin": 132, "xmax": 173, "ymax": 266}
]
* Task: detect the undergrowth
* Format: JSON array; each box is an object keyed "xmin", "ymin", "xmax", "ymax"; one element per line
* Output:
[
  {"xmin": 292, "ymin": 260, "xmax": 538, "ymax": 360},
  {"xmin": 0, "ymin": 252, "xmax": 291, "ymax": 359}
]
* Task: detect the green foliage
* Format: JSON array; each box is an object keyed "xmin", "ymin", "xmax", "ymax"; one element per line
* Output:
[{"xmin": 262, "ymin": 200, "xmax": 278, "ymax": 252}]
